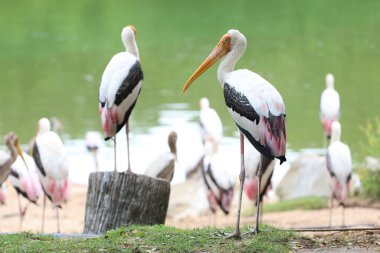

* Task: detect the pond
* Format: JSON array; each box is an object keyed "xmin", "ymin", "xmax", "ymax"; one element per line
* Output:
[{"xmin": 1, "ymin": 0, "xmax": 380, "ymax": 164}]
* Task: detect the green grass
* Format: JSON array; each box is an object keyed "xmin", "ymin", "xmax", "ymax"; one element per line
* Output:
[
  {"xmin": 244, "ymin": 197, "xmax": 328, "ymax": 217},
  {"xmin": 0, "ymin": 225, "xmax": 313, "ymax": 253}
]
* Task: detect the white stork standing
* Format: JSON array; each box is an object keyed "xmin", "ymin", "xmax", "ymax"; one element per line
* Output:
[
  {"xmin": 199, "ymin": 97, "xmax": 223, "ymax": 154},
  {"xmin": 182, "ymin": 29, "xmax": 286, "ymax": 238},
  {"xmin": 201, "ymin": 140, "xmax": 234, "ymax": 225},
  {"xmin": 320, "ymin": 73, "xmax": 340, "ymax": 146},
  {"xmin": 326, "ymin": 121, "xmax": 352, "ymax": 227},
  {"xmin": 145, "ymin": 131, "xmax": 177, "ymax": 182},
  {"xmin": 32, "ymin": 117, "xmax": 69, "ymax": 233},
  {"xmin": 9, "ymin": 152, "xmax": 43, "ymax": 230},
  {"xmin": 99, "ymin": 25, "xmax": 143, "ymax": 173}
]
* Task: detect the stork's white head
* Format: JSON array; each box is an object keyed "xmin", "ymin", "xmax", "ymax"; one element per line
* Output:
[
  {"xmin": 199, "ymin": 97, "xmax": 210, "ymax": 110},
  {"xmin": 38, "ymin": 117, "xmax": 51, "ymax": 135},
  {"xmin": 121, "ymin": 25, "xmax": 139, "ymax": 59},
  {"xmin": 326, "ymin": 73, "xmax": 335, "ymax": 89},
  {"xmin": 227, "ymin": 29, "xmax": 247, "ymax": 56},
  {"xmin": 182, "ymin": 29, "xmax": 247, "ymax": 93},
  {"xmin": 121, "ymin": 25, "xmax": 136, "ymax": 46},
  {"xmin": 331, "ymin": 121, "xmax": 341, "ymax": 142}
]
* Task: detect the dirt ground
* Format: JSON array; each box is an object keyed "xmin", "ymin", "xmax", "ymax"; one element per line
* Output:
[{"xmin": 0, "ymin": 183, "xmax": 379, "ymax": 251}]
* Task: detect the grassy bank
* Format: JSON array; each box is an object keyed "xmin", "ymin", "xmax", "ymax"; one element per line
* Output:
[{"xmin": 0, "ymin": 225, "xmax": 313, "ymax": 252}]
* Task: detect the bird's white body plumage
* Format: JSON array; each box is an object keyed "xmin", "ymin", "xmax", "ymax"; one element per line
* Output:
[
  {"xmin": 203, "ymin": 154, "xmax": 234, "ymax": 191},
  {"xmin": 328, "ymin": 142, "xmax": 352, "ymax": 180},
  {"xmin": 326, "ymin": 121, "xmax": 352, "ymax": 204},
  {"xmin": 145, "ymin": 131, "xmax": 177, "ymax": 182},
  {"xmin": 225, "ymin": 70, "xmax": 285, "ymax": 118},
  {"xmin": 99, "ymin": 52, "xmax": 137, "ymax": 105},
  {"xmin": 202, "ymin": 140, "xmax": 234, "ymax": 214},
  {"xmin": 10, "ymin": 152, "xmax": 42, "ymax": 203},
  {"xmin": 145, "ymin": 152, "xmax": 176, "ymax": 179},
  {"xmin": 36, "ymin": 132, "xmax": 68, "ymax": 182},
  {"xmin": 34, "ymin": 118, "xmax": 69, "ymax": 205},
  {"xmin": 320, "ymin": 74, "xmax": 340, "ymax": 137},
  {"xmin": 320, "ymin": 89, "xmax": 340, "ymax": 120},
  {"xmin": 199, "ymin": 98, "xmax": 223, "ymax": 154}
]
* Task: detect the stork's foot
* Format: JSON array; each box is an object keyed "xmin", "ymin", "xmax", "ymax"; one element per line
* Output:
[
  {"xmin": 124, "ymin": 169, "xmax": 134, "ymax": 175},
  {"xmin": 226, "ymin": 231, "xmax": 242, "ymax": 240},
  {"xmin": 242, "ymin": 227, "xmax": 262, "ymax": 237}
]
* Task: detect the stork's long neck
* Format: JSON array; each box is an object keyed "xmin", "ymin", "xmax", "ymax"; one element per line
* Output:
[
  {"xmin": 217, "ymin": 41, "xmax": 246, "ymax": 85},
  {"xmin": 124, "ymin": 37, "xmax": 140, "ymax": 60},
  {"xmin": 169, "ymin": 141, "xmax": 177, "ymax": 157},
  {"xmin": 6, "ymin": 142, "xmax": 17, "ymax": 165}
]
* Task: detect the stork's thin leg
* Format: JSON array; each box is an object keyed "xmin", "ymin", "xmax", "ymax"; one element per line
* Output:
[
  {"xmin": 91, "ymin": 149, "xmax": 99, "ymax": 173},
  {"xmin": 228, "ymin": 133, "xmax": 245, "ymax": 239},
  {"xmin": 113, "ymin": 136, "xmax": 117, "ymax": 173},
  {"xmin": 259, "ymin": 200, "xmax": 264, "ymax": 224},
  {"xmin": 42, "ymin": 195, "xmax": 46, "ymax": 233},
  {"xmin": 126, "ymin": 122, "xmax": 132, "ymax": 173},
  {"xmin": 253, "ymin": 155, "xmax": 263, "ymax": 234},
  {"xmin": 342, "ymin": 205, "xmax": 345, "ymax": 227},
  {"xmin": 17, "ymin": 194, "xmax": 23, "ymax": 231},
  {"xmin": 329, "ymin": 196, "xmax": 333, "ymax": 227},
  {"xmin": 56, "ymin": 208, "xmax": 60, "ymax": 233}
]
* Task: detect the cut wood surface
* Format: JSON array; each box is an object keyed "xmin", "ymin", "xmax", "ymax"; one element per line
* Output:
[{"xmin": 83, "ymin": 172, "xmax": 170, "ymax": 234}]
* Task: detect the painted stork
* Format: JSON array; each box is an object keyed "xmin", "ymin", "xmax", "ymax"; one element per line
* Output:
[
  {"xmin": 320, "ymin": 73, "xmax": 340, "ymax": 146},
  {"xmin": 0, "ymin": 132, "xmax": 27, "ymax": 185},
  {"xmin": 199, "ymin": 97, "xmax": 223, "ymax": 154},
  {"xmin": 182, "ymin": 29, "xmax": 286, "ymax": 238},
  {"xmin": 9, "ymin": 152, "xmax": 43, "ymax": 230},
  {"xmin": 99, "ymin": 25, "xmax": 143, "ymax": 173},
  {"xmin": 145, "ymin": 131, "xmax": 177, "ymax": 182},
  {"xmin": 85, "ymin": 131, "xmax": 103, "ymax": 172},
  {"xmin": 326, "ymin": 121, "xmax": 352, "ymax": 227},
  {"xmin": 32, "ymin": 117, "xmax": 69, "ymax": 233},
  {"xmin": 201, "ymin": 140, "xmax": 234, "ymax": 224}
]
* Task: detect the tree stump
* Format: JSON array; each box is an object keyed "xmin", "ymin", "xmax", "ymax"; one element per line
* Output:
[{"xmin": 83, "ymin": 172, "xmax": 171, "ymax": 234}]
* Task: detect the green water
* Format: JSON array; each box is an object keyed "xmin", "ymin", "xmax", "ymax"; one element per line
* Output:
[{"xmin": 1, "ymin": 0, "xmax": 380, "ymax": 158}]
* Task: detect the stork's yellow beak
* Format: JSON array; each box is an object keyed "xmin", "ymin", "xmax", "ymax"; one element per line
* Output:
[
  {"xmin": 182, "ymin": 33, "xmax": 231, "ymax": 93},
  {"xmin": 15, "ymin": 139, "xmax": 29, "ymax": 170}
]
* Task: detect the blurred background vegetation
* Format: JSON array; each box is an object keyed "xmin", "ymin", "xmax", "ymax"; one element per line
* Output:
[{"xmin": 357, "ymin": 118, "xmax": 380, "ymax": 200}]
